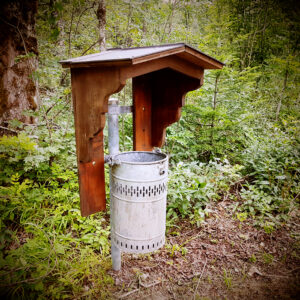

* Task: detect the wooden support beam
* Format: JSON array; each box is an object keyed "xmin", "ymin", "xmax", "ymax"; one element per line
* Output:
[
  {"xmin": 71, "ymin": 67, "xmax": 124, "ymax": 216},
  {"xmin": 121, "ymin": 56, "xmax": 202, "ymax": 82},
  {"xmin": 132, "ymin": 75, "xmax": 152, "ymax": 151}
]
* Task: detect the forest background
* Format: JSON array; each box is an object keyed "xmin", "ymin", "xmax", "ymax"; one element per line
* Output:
[{"xmin": 0, "ymin": 0, "xmax": 299, "ymax": 298}]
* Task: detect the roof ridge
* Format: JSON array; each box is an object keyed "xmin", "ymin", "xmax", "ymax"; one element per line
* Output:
[{"xmin": 107, "ymin": 43, "xmax": 185, "ymax": 51}]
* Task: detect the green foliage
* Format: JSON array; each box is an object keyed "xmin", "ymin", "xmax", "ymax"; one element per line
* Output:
[
  {"xmin": 262, "ymin": 252, "xmax": 274, "ymax": 265},
  {"xmin": 167, "ymin": 159, "xmax": 243, "ymax": 222},
  {"xmin": 223, "ymin": 268, "xmax": 232, "ymax": 289},
  {"xmin": 0, "ymin": 131, "xmax": 111, "ymax": 298},
  {"xmin": 249, "ymin": 254, "xmax": 257, "ymax": 263},
  {"xmin": 1, "ymin": 0, "xmax": 300, "ymax": 297}
]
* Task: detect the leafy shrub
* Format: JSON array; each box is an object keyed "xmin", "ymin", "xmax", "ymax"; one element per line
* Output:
[
  {"xmin": 167, "ymin": 159, "xmax": 243, "ymax": 222},
  {"xmin": 240, "ymin": 124, "xmax": 299, "ymax": 202},
  {"xmin": 0, "ymin": 133, "xmax": 112, "ymax": 298}
]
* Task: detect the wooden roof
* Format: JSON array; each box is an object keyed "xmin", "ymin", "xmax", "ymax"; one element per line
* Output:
[{"xmin": 60, "ymin": 43, "xmax": 224, "ymax": 70}]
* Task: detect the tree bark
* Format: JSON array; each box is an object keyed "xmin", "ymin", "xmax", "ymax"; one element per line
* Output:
[
  {"xmin": 0, "ymin": 0, "xmax": 39, "ymax": 130},
  {"xmin": 97, "ymin": 0, "xmax": 106, "ymax": 52}
]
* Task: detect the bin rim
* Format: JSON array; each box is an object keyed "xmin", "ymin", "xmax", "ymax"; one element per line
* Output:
[{"xmin": 113, "ymin": 151, "xmax": 168, "ymax": 165}]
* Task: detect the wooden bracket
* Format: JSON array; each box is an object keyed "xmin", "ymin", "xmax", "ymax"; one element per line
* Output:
[
  {"xmin": 133, "ymin": 68, "xmax": 203, "ymax": 151},
  {"xmin": 71, "ymin": 67, "xmax": 124, "ymax": 216}
]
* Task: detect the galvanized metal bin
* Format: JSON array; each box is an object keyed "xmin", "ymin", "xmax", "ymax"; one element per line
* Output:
[{"xmin": 110, "ymin": 151, "xmax": 168, "ymax": 254}]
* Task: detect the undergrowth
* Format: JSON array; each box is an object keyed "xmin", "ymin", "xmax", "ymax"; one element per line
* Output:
[
  {"xmin": 0, "ymin": 89, "xmax": 299, "ymax": 298},
  {"xmin": 1, "ymin": 0, "xmax": 300, "ymax": 297},
  {"xmin": 0, "ymin": 123, "xmax": 112, "ymax": 298},
  {"xmin": 1, "ymin": 91, "xmax": 299, "ymax": 297}
]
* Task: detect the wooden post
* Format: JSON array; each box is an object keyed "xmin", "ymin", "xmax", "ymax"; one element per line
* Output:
[{"xmin": 132, "ymin": 75, "xmax": 153, "ymax": 151}]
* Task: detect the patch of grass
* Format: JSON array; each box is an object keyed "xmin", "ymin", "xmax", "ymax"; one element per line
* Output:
[
  {"xmin": 165, "ymin": 243, "xmax": 188, "ymax": 258},
  {"xmin": 262, "ymin": 252, "xmax": 274, "ymax": 264},
  {"xmin": 249, "ymin": 254, "xmax": 257, "ymax": 263},
  {"xmin": 223, "ymin": 268, "xmax": 232, "ymax": 289}
]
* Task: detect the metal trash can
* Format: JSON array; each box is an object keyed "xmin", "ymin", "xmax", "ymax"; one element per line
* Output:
[{"xmin": 110, "ymin": 151, "xmax": 168, "ymax": 254}]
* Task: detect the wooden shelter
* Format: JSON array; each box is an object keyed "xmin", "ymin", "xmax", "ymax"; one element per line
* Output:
[{"xmin": 60, "ymin": 43, "xmax": 224, "ymax": 216}]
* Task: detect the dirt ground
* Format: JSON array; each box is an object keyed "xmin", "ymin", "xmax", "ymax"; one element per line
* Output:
[{"xmin": 108, "ymin": 201, "xmax": 300, "ymax": 299}]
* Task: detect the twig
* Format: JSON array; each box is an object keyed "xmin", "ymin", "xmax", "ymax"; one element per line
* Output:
[
  {"xmin": 50, "ymin": 96, "xmax": 71, "ymax": 121},
  {"xmin": 139, "ymin": 280, "xmax": 161, "ymax": 289},
  {"xmin": 181, "ymin": 232, "xmax": 206, "ymax": 247},
  {"xmin": 124, "ymin": 2, "xmax": 133, "ymax": 47},
  {"xmin": 68, "ymin": 6, "xmax": 75, "ymax": 57},
  {"xmin": 187, "ymin": 271, "xmax": 202, "ymax": 279},
  {"xmin": 118, "ymin": 288, "xmax": 139, "ymax": 299},
  {"xmin": 41, "ymin": 106, "xmax": 52, "ymax": 143},
  {"xmin": 64, "ymin": 97, "xmax": 73, "ymax": 137},
  {"xmin": 45, "ymin": 98, "xmax": 63, "ymax": 116},
  {"xmin": 284, "ymin": 267, "xmax": 300, "ymax": 274},
  {"xmin": 74, "ymin": 4, "xmax": 96, "ymax": 37},
  {"xmin": 293, "ymin": 192, "xmax": 300, "ymax": 201},
  {"xmin": 262, "ymin": 273, "xmax": 289, "ymax": 278},
  {"xmin": 193, "ymin": 258, "xmax": 207, "ymax": 300}
]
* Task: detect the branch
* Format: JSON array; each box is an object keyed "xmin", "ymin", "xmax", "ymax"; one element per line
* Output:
[
  {"xmin": 74, "ymin": 4, "xmax": 96, "ymax": 37},
  {"xmin": 81, "ymin": 39, "xmax": 100, "ymax": 56},
  {"xmin": 0, "ymin": 126, "xmax": 18, "ymax": 134},
  {"xmin": 68, "ymin": 6, "xmax": 75, "ymax": 57},
  {"xmin": 118, "ymin": 288, "xmax": 139, "ymax": 299}
]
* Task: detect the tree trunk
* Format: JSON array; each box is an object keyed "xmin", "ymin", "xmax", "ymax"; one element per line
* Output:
[
  {"xmin": 97, "ymin": 0, "xmax": 106, "ymax": 51},
  {"xmin": 0, "ymin": 0, "xmax": 39, "ymax": 130},
  {"xmin": 210, "ymin": 72, "xmax": 220, "ymax": 148},
  {"xmin": 275, "ymin": 64, "xmax": 289, "ymax": 122}
]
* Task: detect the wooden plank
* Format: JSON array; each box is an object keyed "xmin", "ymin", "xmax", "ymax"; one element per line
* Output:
[
  {"xmin": 71, "ymin": 67, "xmax": 124, "ymax": 216},
  {"xmin": 132, "ymin": 46, "xmax": 185, "ymax": 64},
  {"xmin": 121, "ymin": 56, "xmax": 202, "ymax": 83},
  {"xmin": 61, "ymin": 60, "xmax": 132, "ymax": 69},
  {"xmin": 78, "ymin": 131, "xmax": 106, "ymax": 216},
  {"xmin": 133, "ymin": 75, "xmax": 153, "ymax": 151}
]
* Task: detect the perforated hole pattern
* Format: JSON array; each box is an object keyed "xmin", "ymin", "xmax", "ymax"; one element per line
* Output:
[
  {"xmin": 111, "ymin": 233, "xmax": 165, "ymax": 254},
  {"xmin": 113, "ymin": 182, "xmax": 167, "ymax": 197}
]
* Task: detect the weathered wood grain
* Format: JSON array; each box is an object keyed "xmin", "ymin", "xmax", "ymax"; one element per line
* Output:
[
  {"xmin": 133, "ymin": 68, "xmax": 202, "ymax": 151},
  {"xmin": 71, "ymin": 67, "xmax": 124, "ymax": 216}
]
